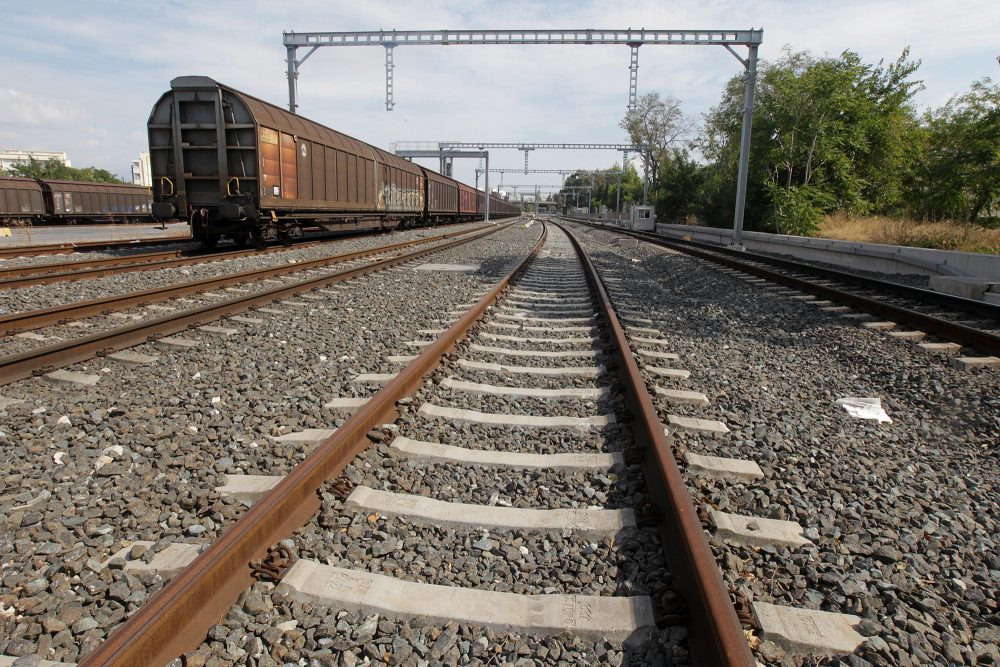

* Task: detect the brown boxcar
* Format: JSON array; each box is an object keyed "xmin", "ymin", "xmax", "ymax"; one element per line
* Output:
[
  {"xmin": 458, "ymin": 183, "xmax": 478, "ymax": 219},
  {"xmin": 149, "ymin": 76, "xmax": 426, "ymax": 247},
  {"xmin": 0, "ymin": 177, "xmax": 45, "ymax": 224},
  {"xmin": 423, "ymin": 169, "xmax": 459, "ymax": 222},
  {"xmin": 40, "ymin": 180, "xmax": 151, "ymax": 223},
  {"xmin": 371, "ymin": 147, "xmax": 424, "ymax": 215},
  {"xmin": 476, "ymin": 192, "xmax": 514, "ymax": 218}
]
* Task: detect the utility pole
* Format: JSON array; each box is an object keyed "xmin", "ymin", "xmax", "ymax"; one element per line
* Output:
[
  {"xmin": 484, "ymin": 151, "xmax": 490, "ymax": 223},
  {"xmin": 616, "ymin": 170, "xmax": 622, "ymax": 225},
  {"xmin": 731, "ymin": 43, "xmax": 758, "ymax": 247}
]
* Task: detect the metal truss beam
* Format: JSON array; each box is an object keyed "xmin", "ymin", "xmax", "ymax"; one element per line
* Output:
[
  {"xmin": 628, "ymin": 44, "xmax": 640, "ymax": 112},
  {"xmin": 439, "ymin": 142, "xmax": 641, "ymax": 151},
  {"xmin": 384, "ymin": 45, "xmax": 396, "ymax": 111},
  {"xmin": 394, "ymin": 142, "xmax": 642, "ymax": 178},
  {"xmin": 507, "ymin": 184, "xmax": 590, "ymax": 189},
  {"xmin": 478, "ymin": 169, "xmax": 580, "ymax": 174},
  {"xmin": 283, "ymin": 28, "xmax": 762, "ymax": 114},
  {"xmin": 284, "ymin": 28, "xmax": 762, "ymax": 48}
]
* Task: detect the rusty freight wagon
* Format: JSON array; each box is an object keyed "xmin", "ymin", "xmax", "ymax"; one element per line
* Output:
[
  {"xmin": 148, "ymin": 76, "xmax": 428, "ymax": 248},
  {"xmin": 40, "ymin": 180, "xmax": 152, "ymax": 224},
  {"xmin": 424, "ymin": 169, "xmax": 459, "ymax": 224},
  {"xmin": 0, "ymin": 176, "xmax": 46, "ymax": 226},
  {"xmin": 457, "ymin": 182, "xmax": 478, "ymax": 221},
  {"xmin": 477, "ymin": 192, "xmax": 518, "ymax": 218}
]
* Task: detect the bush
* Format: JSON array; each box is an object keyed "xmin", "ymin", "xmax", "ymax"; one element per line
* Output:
[{"xmin": 765, "ymin": 184, "xmax": 834, "ymax": 235}]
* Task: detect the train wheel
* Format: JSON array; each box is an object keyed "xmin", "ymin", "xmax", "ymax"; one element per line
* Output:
[
  {"xmin": 251, "ymin": 231, "xmax": 267, "ymax": 250},
  {"xmin": 232, "ymin": 233, "xmax": 251, "ymax": 248},
  {"xmin": 202, "ymin": 234, "xmax": 220, "ymax": 250}
]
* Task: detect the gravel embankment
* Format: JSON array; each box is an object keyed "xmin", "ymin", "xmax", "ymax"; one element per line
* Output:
[
  {"xmin": 0, "ymin": 239, "xmax": 199, "ymax": 271},
  {"xmin": 569, "ymin": 221, "xmax": 1000, "ymax": 667},
  {"xmin": 0, "ymin": 221, "xmax": 540, "ymax": 663}
]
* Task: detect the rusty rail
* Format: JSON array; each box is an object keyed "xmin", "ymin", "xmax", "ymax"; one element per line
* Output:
[
  {"xmin": 0, "ymin": 223, "xmax": 510, "ymax": 386},
  {"xmin": 0, "ymin": 248, "xmax": 187, "ymax": 280},
  {"xmin": 0, "ymin": 224, "xmax": 492, "ymax": 335},
  {"xmin": 0, "ymin": 235, "xmax": 187, "ymax": 259},
  {"xmin": 79, "ymin": 222, "xmax": 546, "ymax": 666},
  {"xmin": 0, "ymin": 232, "xmax": 397, "ymax": 288},
  {"xmin": 558, "ymin": 222, "xmax": 755, "ymax": 667}
]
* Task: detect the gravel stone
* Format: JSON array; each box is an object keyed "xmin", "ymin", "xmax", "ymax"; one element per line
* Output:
[{"xmin": 570, "ymin": 220, "xmax": 1000, "ymax": 666}]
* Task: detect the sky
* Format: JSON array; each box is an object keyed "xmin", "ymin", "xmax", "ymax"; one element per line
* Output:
[{"xmin": 1, "ymin": 0, "xmax": 997, "ymax": 193}]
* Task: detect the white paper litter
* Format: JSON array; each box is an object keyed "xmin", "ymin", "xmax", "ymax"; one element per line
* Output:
[{"xmin": 836, "ymin": 397, "xmax": 892, "ymax": 423}]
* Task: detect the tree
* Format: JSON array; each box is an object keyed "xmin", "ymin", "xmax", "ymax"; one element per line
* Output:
[
  {"xmin": 700, "ymin": 47, "xmax": 922, "ymax": 233},
  {"xmin": 909, "ymin": 78, "xmax": 1000, "ymax": 222},
  {"xmin": 7, "ymin": 157, "xmax": 123, "ymax": 183},
  {"xmin": 620, "ymin": 92, "xmax": 690, "ymax": 200},
  {"xmin": 656, "ymin": 149, "xmax": 706, "ymax": 223},
  {"xmin": 558, "ymin": 164, "xmax": 643, "ymax": 215}
]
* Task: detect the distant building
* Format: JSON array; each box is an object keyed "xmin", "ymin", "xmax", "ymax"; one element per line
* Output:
[
  {"xmin": 0, "ymin": 149, "xmax": 71, "ymax": 173},
  {"xmin": 131, "ymin": 152, "xmax": 151, "ymax": 187}
]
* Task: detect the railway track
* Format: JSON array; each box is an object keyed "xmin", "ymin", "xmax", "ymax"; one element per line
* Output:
[
  {"xmin": 0, "ymin": 223, "xmax": 505, "ymax": 385},
  {"xmin": 561, "ymin": 220, "xmax": 999, "ymax": 666},
  {"xmin": 6, "ymin": 218, "xmax": 988, "ymax": 664},
  {"xmin": 0, "ymin": 221, "xmax": 756, "ymax": 666},
  {"xmin": 579, "ymin": 221, "xmax": 1000, "ymax": 360},
  {"xmin": 0, "ymin": 230, "xmax": 406, "ymax": 289},
  {"xmin": 0, "ymin": 225, "xmax": 490, "ymax": 338},
  {"xmin": 0, "ymin": 236, "xmax": 188, "ymax": 260}
]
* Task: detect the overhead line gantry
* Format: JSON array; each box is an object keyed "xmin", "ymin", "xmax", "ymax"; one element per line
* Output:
[{"xmin": 283, "ymin": 26, "xmax": 763, "ymax": 244}]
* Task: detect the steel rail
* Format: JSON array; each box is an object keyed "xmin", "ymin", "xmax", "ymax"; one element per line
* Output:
[
  {"xmin": 631, "ymin": 230, "xmax": 1000, "ymax": 321},
  {"xmin": 0, "ymin": 235, "xmax": 362, "ymax": 288},
  {"xmin": 0, "ymin": 248, "xmax": 187, "ymax": 280},
  {"xmin": 79, "ymin": 223, "xmax": 546, "ymax": 667},
  {"xmin": 576, "ymin": 221, "xmax": 1000, "ymax": 356},
  {"xmin": 558, "ymin": 221, "xmax": 755, "ymax": 667},
  {"xmin": 0, "ymin": 224, "xmax": 492, "ymax": 335},
  {"xmin": 0, "ymin": 223, "xmax": 510, "ymax": 386},
  {"xmin": 0, "ymin": 235, "xmax": 188, "ymax": 259}
]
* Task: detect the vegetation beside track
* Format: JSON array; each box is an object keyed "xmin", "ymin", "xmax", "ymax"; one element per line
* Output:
[{"xmin": 816, "ymin": 213, "xmax": 1000, "ymax": 254}]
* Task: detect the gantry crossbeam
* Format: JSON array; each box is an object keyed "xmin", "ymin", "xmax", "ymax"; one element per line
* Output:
[
  {"xmin": 392, "ymin": 142, "xmax": 642, "ymax": 152},
  {"xmin": 283, "ymin": 27, "xmax": 762, "ymax": 113},
  {"xmin": 391, "ymin": 142, "xmax": 642, "ymax": 179},
  {"xmin": 284, "ymin": 28, "xmax": 762, "ymax": 47}
]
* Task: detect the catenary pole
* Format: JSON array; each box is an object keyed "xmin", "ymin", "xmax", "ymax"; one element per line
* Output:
[{"xmin": 732, "ymin": 43, "xmax": 758, "ymax": 246}]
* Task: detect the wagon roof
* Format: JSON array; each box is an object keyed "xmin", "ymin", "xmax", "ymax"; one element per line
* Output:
[
  {"xmin": 0, "ymin": 176, "xmax": 43, "ymax": 191},
  {"xmin": 40, "ymin": 180, "xmax": 150, "ymax": 193}
]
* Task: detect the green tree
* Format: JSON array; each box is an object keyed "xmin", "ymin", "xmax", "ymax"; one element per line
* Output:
[
  {"xmin": 700, "ymin": 48, "xmax": 922, "ymax": 233},
  {"xmin": 7, "ymin": 157, "xmax": 123, "ymax": 183},
  {"xmin": 620, "ymin": 92, "xmax": 689, "ymax": 200},
  {"xmin": 909, "ymin": 78, "xmax": 1000, "ymax": 222},
  {"xmin": 656, "ymin": 149, "xmax": 705, "ymax": 223},
  {"xmin": 559, "ymin": 164, "xmax": 642, "ymax": 215}
]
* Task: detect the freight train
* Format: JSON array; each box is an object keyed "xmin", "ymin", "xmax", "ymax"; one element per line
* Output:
[
  {"xmin": 0, "ymin": 176, "xmax": 152, "ymax": 226},
  {"xmin": 148, "ymin": 76, "xmax": 520, "ymax": 249}
]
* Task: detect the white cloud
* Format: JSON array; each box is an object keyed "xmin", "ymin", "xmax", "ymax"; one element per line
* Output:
[{"xmin": 0, "ymin": 88, "xmax": 79, "ymax": 129}]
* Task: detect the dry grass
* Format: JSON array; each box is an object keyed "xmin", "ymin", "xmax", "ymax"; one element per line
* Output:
[{"xmin": 816, "ymin": 213, "xmax": 1000, "ymax": 255}]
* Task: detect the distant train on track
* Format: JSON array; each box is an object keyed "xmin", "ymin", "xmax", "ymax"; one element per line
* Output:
[
  {"xmin": 148, "ymin": 76, "xmax": 520, "ymax": 248},
  {"xmin": 0, "ymin": 177, "xmax": 152, "ymax": 226}
]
